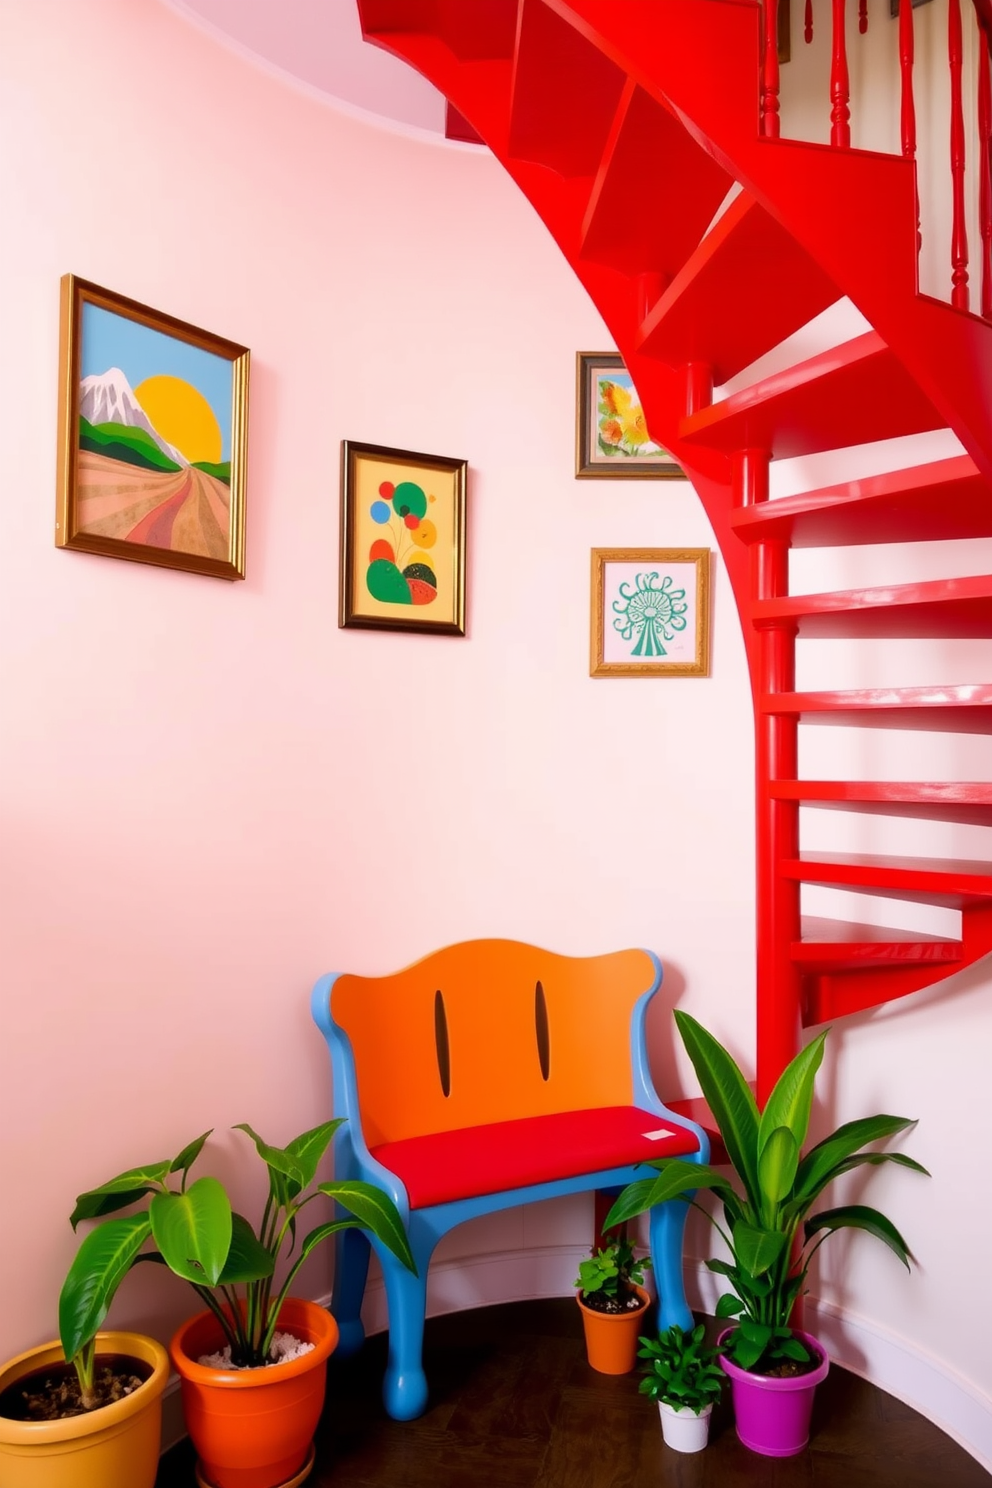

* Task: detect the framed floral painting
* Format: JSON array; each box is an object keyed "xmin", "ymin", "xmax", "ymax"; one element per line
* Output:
[
  {"xmin": 575, "ymin": 352, "xmax": 682, "ymax": 478},
  {"xmin": 590, "ymin": 549, "xmax": 710, "ymax": 677},
  {"xmin": 340, "ymin": 440, "xmax": 467, "ymax": 635}
]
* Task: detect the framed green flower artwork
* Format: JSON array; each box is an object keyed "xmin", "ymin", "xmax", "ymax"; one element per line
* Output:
[
  {"xmin": 590, "ymin": 549, "xmax": 710, "ymax": 677},
  {"xmin": 575, "ymin": 352, "xmax": 682, "ymax": 478},
  {"xmin": 339, "ymin": 441, "xmax": 467, "ymax": 635}
]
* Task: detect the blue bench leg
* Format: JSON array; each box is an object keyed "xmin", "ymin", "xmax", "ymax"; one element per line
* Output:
[
  {"xmin": 331, "ymin": 1225, "xmax": 371, "ymax": 1358},
  {"xmin": 648, "ymin": 1200, "xmax": 693, "ymax": 1333},
  {"xmin": 378, "ymin": 1240, "xmax": 432, "ymax": 1421}
]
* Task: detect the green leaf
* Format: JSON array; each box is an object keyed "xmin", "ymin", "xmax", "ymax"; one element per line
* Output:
[
  {"xmin": 284, "ymin": 1120, "xmax": 345, "ymax": 1190},
  {"xmin": 793, "ymin": 1116, "xmax": 920, "ymax": 1207},
  {"xmin": 170, "ymin": 1131, "xmax": 213, "ymax": 1177},
  {"xmin": 69, "ymin": 1187, "xmax": 157, "ymax": 1228},
  {"xmin": 234, "ymin": 1124, "xmax": 306, "ymax": 1195},
  {"xmin": 69, "ymin": 1163, "xmax": 171, "ymax": 1228},
  {"xmin": 714, "ymin": 1292, "xmax": 745, "ymax": 1318},
  {"xmin": 804, "ymin": 1204, "xmax": 916, "ymax": 1268},
  {"xmin": 217, "ymin": 1212, "xmax": 275, "ymax": 1284},
  {"xmin": 317, "ymin": 1180, "xmax": 415, "ymax": 1273},
  {"xmin": 757, "ymin": 1126, "xmax": 799, "ymax": 1207},
  {"xmin": 733, "ymin": 1222, "xmax": 787, "ymax": 1279},
  {"xmin": 149, "ymin": 1176, "xmax": 232, "ymax": 1285},
  {"xmin": 758, "ymin": 1030, "xmax": 827, "ymax": 1159},
  {"xmin": 674, "ymin": 1011, "xmax": 761, "ymax": 1208},
  {"xmin": 59, "ymin": 1214, "xmax": 151, "ymax": 1364},
  {"xmin": 603, "ymin": 1160, "xmax": 739, "ymax": 1230}
]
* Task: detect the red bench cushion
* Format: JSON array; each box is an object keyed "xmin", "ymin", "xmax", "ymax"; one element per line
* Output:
[{"xmin": 370, "ymin": 1105, "xmax": 700, "ymax": 1209}]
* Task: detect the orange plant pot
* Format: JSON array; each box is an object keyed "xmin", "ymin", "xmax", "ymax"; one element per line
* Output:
[
  {"xmin": 169, "ymin": 1298, "xmax": 339, "ymax": 1488},
  {"xmin": 576, "ymin": 1286, "xmax": 651, "ymax": 1375}
]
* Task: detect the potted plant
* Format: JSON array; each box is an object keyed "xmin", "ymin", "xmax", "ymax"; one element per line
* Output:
[
  {"xmin": 605, "ymin": 1012, "xmax": 928, "ymax": 1456},
  {"xmin": 638, "ymin": 1322, "xmax": 724, "ymax": 1452},
  {"xmin": 573, "ymin": 1235, "xmax": 651, "ymax": 1374},
  {"xmin": 59, "ymin": 1119, "xmax": 415, "ymax": 1488},
  {"xmin": 0, "ymin": 1187, "xmax": 173, "ymax": 1488}
]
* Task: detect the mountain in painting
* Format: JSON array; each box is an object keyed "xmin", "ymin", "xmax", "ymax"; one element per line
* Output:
[{"xmin": 79, "ymin": 367, "xmax": 188, "ymax": 467}]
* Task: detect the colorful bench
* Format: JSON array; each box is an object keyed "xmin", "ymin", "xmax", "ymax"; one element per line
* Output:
[{"xmin": 309, "ymin": 939, "xmax": 708, "ymax": 1420}]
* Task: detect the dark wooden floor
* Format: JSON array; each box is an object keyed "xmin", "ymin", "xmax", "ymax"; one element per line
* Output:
[{"xmin": 156, "ymin": 1299, "xmax": 990, "ymax": 1487}]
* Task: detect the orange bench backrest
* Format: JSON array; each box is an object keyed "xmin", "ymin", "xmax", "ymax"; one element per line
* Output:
[{"xmin": 330, "ymin": 939, "xmax": 658, "ymax": 1147}]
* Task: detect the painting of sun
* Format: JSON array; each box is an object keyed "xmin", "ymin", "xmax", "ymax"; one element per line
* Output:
[{"xmin": 56, "ymin": 277, "xmax": 249, "ymax": 579}]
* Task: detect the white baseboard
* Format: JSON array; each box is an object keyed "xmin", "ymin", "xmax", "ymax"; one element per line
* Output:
[
  {"xmin": 161, "ymin": 1376, "xmax": 186, "ymax": 1454},
  {"xmin": 160, "ymin": 1246, "xmax": 992, "ymax": 1476}
]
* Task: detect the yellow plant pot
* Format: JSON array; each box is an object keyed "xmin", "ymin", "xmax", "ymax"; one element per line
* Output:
[{"xmin": 0, "ymin": 1330, "xmax": 169, "ymax": 1488}]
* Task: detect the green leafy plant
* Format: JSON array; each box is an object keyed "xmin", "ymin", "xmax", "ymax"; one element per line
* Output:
[
  {"xmin": 605, "ymin": 1012, "xmax": 928, "ymax": 1374},
  {"xmin": 574, "ymin": 1235, "xmax": 650, "ymax": 1314},
  {"xmin": 638, "ymin": 1322, "xmax": 724, "ymax": 1413},
  {"xmin": 59, "ymin": 1120, "xmax": 415, "ymax": 1408}
]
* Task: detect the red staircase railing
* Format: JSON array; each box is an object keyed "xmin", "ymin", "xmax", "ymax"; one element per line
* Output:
[{"xmin": 762, "ymin": 0, "xmax": 992, "ymax": 316}]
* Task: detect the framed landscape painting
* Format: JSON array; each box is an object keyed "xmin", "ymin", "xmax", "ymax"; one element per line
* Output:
[
  {"xmin": 340, "ymin": 440, "xmax": 467, "ymax": 635},
  {"xmin": 590, "ymin": 548, "xmax": 710, "ymax": 677},
  {"xmin": 56, "ymin": 275, "xmax": 249, "ymax": 579},
  {"xmin": 576, "ymin": 352, "xmax": 682, "ymax": 478}
]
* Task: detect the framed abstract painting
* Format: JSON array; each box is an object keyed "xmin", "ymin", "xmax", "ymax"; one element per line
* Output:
[
  {"xmin": 590, "ymin": 548, "xmax": 711, "ymax": 677},
  {"xmin": 56, "ymin": 275, "xmax": 249, "ymax": 579},
  {"xmin": 340, "ymin": 440, "xmax": 467, "ymax": 635},
  {"xmin": 576, "ymin": 352, "xmax": 682, "ymax": 478}
]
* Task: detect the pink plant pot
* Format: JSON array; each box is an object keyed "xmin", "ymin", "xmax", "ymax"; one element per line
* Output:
[{"xmin": 717, "ymin": 1328, "xmax": 828, "ymax": 1457}]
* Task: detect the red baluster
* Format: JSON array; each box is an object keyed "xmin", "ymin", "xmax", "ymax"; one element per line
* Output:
[
  {"xmin": 899, "ymin": 0, "xmax": 920, "ymax": 252},
  {"xmin": 805, "ymin": 0, "xmax": 813, "ymax": 43},
  {"xmin": 859, "ymin": 0, "xmax": 868, "ymax": 34},
  {"xmin": 762, "ymin": 0, "xmax": 781, "ymax": 138},
  {"xmin": 949, "ymin": 0, "xmax": 970, "ymax": 310},
  {"xmin": 979, "ymin": 33, "xmax": 992, "ymax": 317},
  {"xmin": 831, "ymin": 0, "xmax": 851, "ymax": 148}
]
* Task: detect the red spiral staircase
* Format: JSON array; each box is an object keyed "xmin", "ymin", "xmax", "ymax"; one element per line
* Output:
[{"xmin": 357, "ymin": 0, "xmax": 992, "ymax": 1105}]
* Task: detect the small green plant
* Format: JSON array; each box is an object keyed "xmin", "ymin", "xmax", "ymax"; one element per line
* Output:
[
  {"xmin": 59, "ymin": 1120, "xmax": 415, "ymax": 1408},
  {"xmin": 638, "ymin": 1323, "xmax": 724, "ymax": 1413},
  {"xmin": 574, "ymin": 1235, "xmax": 650, "ymax": 1314},
  {"xmin": 605, "ymin": 1012, "xmax": 928, "ymax": 1375}
]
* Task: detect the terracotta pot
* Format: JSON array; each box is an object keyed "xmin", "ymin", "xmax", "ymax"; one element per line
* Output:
[
  {"xmin": 718, "ymin": 1327, "xmax": 829, "ymax": 1457},
  {"xmin": 170, "ymin": 1297, "xmax": 339, "ymax": 1488},
  {"xmin": 0, "ymin": 1330, "xmax": 168, "ymax": 1488},
  {"xmin": 575, "ymin": 1285, "xmax": 651, "ymax": 1375}
]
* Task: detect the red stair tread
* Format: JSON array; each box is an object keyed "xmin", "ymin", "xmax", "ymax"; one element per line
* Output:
[
  {"xmin": 637, "ymin": 192, "xmax": 839, "ymax": 383},
  {"xmin": 768, "ymin": 781, "xmax": 992, "ymax": 825},
  {"xmin": 781, "ymin": 851, "xmax": 992, "ymax": 905},
  {"xmin": 793, "ymin": 917, "xmax": 962, "ymax": 971},
  {"xmin": 363, "ymin": 0, "xmax": 516, "ymax": 57},
  {"xmin": 761, "ymin": 685, "xmax": 992, "ymax": 731},
  {"xmin": 730, "ymin": 456, "xmax": 989, "ymax": 547},
  {"xmin": 679, "ymin": 333, "xmax": 943, "ymax": 458},
  {"xmin": 509, "ymin": 1, "xmax": 626, "ymax": 177},
  {"xmin": 752, "ymin": 573, "xmax": 992, "ymax": 638},
  {"xmin": 580, "ymin": 81, "xmax": 731, "ymax": 279}
]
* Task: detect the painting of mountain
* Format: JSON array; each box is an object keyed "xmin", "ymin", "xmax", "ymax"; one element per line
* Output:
[{"xmin": 57, "ymin": 277, "xmax": 248, "ymax": 579}]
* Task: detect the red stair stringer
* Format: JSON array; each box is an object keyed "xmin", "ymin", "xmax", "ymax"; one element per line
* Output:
[{"xmin": 356, "ymin": 0, "xmax": 992, "ymax": 1095}]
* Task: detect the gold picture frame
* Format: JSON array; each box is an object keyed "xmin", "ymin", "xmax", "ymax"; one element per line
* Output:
[
  {"xmin": 340, "ymin": 440, "xmax": 467, "ymax": 636},
  {"xmin": 56, "ymin": 275, "xmax": 249, "ymax": 580},
  {"xmin": 591, "ymin": 549, "xmax": 711, "ymax": 677},
  {"xmin": 576, "ymin": 352, "xmax": 682, "ymax": 479}
]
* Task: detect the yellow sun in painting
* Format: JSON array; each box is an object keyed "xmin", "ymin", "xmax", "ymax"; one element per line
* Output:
[{"xmin": 134, "ymin": 375, "xmax": 222, "ymax": 465}]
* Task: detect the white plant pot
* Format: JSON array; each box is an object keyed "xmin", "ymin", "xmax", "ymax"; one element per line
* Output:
[{"xmin": 658, "ymin": 1400, "xmax": 712, "ymax": 1453}]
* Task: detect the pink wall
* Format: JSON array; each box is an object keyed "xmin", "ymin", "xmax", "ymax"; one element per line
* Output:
[{"xmin": 1, "ymin": 0, "xmax": 989, "ymax": 1464}]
